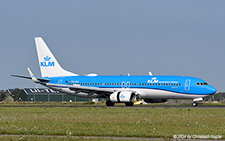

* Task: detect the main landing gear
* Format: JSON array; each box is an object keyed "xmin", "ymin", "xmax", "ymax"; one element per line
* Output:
[
  {"xmin": 125, "ymin": 102, "xmax": 134, "ymax": 106},
  {"xmin": 106, "ymin": 100, "xmax": 134, "ymax": 106},
  {"xmin": 106, "ymin": 100, "xmax": 115, "ymax": 106}
]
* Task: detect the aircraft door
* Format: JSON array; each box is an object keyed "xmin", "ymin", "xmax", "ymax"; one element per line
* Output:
[
  {"xmin": 127, "ymin": 82, "xmax": 130, "ymax": 88},
  {"xmin": 121, "ymin": 81, "xmax": 126, "ymax": 88},
  {"xmin": 58, "ymin": 79, "xmax": 63, "ymax": 89},
  {"xmin": 184, "ymin": 80, "xmax": 191, "ymax": 91}
]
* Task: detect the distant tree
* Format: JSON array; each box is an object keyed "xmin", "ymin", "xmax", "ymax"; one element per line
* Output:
[
  {"xmin": 204, "ymin": 95, "xmax": 212, "ymax": 101},
  {"xmin": 0, "ymin": 93, "xmax": 6, "ymax": 101},
  {"xmin": 11, "ymin": 88, "xmax": 21, "ymax": 101}
]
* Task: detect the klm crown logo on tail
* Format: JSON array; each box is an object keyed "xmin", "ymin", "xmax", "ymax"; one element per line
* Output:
[{"xmin": 40, "ymin": 56, "xmax": 55, "ymax": 67}]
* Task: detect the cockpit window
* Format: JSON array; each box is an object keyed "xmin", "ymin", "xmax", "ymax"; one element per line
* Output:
[{"xmin": 196, "ymin": 82, "xmax": 208, "ymax": 86}]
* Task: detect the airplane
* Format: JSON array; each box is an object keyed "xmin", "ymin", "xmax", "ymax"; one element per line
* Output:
[{"xmin": 11, "ymin": 37, "xmax": 217, "ymax": 107}]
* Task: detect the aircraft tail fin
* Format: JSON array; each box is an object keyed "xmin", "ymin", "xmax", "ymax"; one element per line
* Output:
[{"xmin": 35, "ymin": 37, "xmax": 78, "ymax": 77}]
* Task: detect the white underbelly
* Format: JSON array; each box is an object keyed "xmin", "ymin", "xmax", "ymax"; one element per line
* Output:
[{"xmin": 56, "ymin": 87, "xmax": 207, "ymax": 99}]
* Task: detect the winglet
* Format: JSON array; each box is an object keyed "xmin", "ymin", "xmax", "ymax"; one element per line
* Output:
[{"xmin": 27, "ymin": 68, "xmax": 40, "ymax": 83}]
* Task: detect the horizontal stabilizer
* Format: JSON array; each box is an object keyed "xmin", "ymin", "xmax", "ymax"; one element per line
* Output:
[
  {"xmin": 11, "ymin": 74, "xmax": 32, "ymax": 80},
  {"xmin": 11, "ymin": 74, "xmax": 50, "ymax": 82}
]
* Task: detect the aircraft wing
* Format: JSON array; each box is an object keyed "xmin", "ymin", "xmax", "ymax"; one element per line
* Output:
[{"xmin": 46, "ymin": 83, "xmax": 114, "ymax": 96}]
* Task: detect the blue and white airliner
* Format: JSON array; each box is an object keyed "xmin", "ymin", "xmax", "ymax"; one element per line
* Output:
[{"xmin": 12, "ymin": 37, "xmax": 217, "ymax": 107}]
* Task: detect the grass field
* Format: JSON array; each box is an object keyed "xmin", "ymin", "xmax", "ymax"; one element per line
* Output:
[
  {"xmin": 0, "ymin": 136, "xmax": 108, "ymax": 141},
  {"xmin": 0, "ymin": 101, "xmax": 225, "ymax": 107},
  {"xmin": 0, "ymin": 105, "xmax": 224, "ymax": 140}
]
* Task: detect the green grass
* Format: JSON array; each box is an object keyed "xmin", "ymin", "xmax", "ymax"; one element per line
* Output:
[
  {"xmin": 0, "ymin": 101, "xmax": 99, "ymax": 106},
  {"xmin": 1, "ymin": 101, "xmax": 225, "ymax": 107},
  {"xmin": 0, "ymin": 106, "xmax": 224, "ymax": 139},
  {"xmin": 0, "ymin": 136, "xmax": 118, "ymax": 141}
]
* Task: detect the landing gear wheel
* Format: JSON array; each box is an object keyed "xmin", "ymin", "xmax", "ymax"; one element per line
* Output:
[
  {"xmin": 106, "ymin": 100, "xmax": 115, "ymax": 106},
  {"xmin": 125, "ymin": 102, "xmax": 134, "ymax": 106},
  {"xmin": 192, "ymin": 102, "xmax": 198, "ymax": 107}
]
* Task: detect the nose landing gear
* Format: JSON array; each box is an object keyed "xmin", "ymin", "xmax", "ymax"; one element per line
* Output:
[
  {"xmin": 192, "ymin": 102, "xmax": 198, "ymax": 107},
  {"xmin": 192, "ymin": 97, "xmax": 203, "ymax": 107}
]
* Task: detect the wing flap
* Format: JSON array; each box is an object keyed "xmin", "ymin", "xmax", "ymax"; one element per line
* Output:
[{"xmin": 46, "ymin": 83, "xmax": 114, "ymax": 95}]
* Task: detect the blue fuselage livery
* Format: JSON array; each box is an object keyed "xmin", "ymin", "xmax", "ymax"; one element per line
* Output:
[
  {"xmin": 44, "ymin": 75, "xmax": 216, "ymax": 98},
  {"xmin": 12, "ymin": 37, "xmax": 217, "ymax": 107}
]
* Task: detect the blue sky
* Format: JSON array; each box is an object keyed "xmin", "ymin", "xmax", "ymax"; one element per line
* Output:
[{"xmin": 1, "ymin": 1, "xmax": 225, "ymax": 91}]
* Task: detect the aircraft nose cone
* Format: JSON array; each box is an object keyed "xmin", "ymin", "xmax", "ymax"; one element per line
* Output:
[
  {"xmin": 207, "ymin": 86, "xmax": 217, "ymax": 95},
  {"xmin": 211, "ymin": 88, "xmax": 217, "ymax": 94}
]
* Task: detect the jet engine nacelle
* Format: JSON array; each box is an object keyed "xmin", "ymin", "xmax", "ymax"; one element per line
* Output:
[
  {"xmin": 144, "ymin": 99, "xmax": 168, "ymax": 103},
  {"xmin": 110, "ymin": 91, "xmax": 136, "ymax": 103}
]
